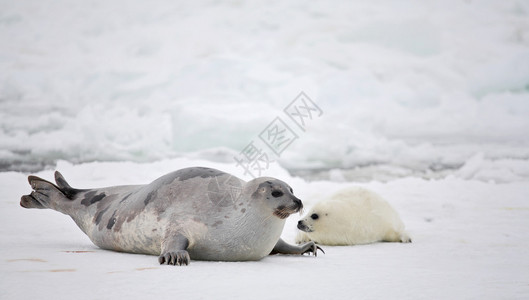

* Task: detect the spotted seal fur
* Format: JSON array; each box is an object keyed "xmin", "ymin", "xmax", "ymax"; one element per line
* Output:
[{"xmin": 21, "ymin": 167, "xmax": 322, "ymax": 265}]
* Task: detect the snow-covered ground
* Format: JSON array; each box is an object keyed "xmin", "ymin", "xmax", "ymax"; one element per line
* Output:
[
  {"xmin": 1, "ymin": 159, "xmax": 528, "ymax": 299},
  {"xmin": 1, "ymin": 0, "xmax": 529, "ymax": 298}
]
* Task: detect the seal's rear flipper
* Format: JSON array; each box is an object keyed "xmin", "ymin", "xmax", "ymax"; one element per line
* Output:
[
  {"xmin": 20, "ymin": 171, "xmax": 79, "ymax": 209},
  {"xmin": 54, "ymin": 171, "xmax": 82, "ymax": 199}
]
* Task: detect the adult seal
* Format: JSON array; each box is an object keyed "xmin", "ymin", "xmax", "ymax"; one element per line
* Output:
[{"xmin": 20, "ymin": 167, "xmax": 322, "ymax": 265}]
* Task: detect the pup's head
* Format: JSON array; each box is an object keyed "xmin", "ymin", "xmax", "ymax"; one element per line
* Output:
[{"xmin": 297, "ymin": 202, "xmax": 333, "ymax": 233}]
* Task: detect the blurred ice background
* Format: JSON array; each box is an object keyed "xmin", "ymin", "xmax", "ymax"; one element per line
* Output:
[{"xmin": 1, "ymin": 0, "xmax": 529, "ymax": 182}]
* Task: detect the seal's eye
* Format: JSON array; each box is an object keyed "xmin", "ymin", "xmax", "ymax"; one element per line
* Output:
[
  {"xmin": 311, "ymin": 213, "xmax": 319, "ymax": 220},
  {"xmin": 271, "ymin": 190, "xmax": 283, "ymax": 198}
]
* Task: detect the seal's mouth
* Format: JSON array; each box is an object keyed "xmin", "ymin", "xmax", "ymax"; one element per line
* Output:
[
  {"xmin": 273, "ymin": 197, "xmax": 303, "ymax": 219},
  {"xmin": 297, "ymin": 220, "xmax": 313, "ymax": 232}
]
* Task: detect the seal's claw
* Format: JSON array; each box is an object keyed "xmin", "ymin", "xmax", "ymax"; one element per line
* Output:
[
  {"xmin": 300, "ymin": 241, "xmax": 324, "ymax": 257},
  {"xmin": 158, "ymin": 250, "xmax": 190, "ymax": 266}
]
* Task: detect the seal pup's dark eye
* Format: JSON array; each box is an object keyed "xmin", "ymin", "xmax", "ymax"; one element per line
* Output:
[
  {"xmin": 311, "ymin": 214, "xmax": 319, "ymax": 220},
  {"xmin": 271, "ymin": 190, "xmax": 283, "ymax": 198}
]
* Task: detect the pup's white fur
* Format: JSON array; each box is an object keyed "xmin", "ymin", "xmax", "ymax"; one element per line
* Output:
[{"xmin": 296, "ymin": 187, "xmax": 411, "ymax": 246}]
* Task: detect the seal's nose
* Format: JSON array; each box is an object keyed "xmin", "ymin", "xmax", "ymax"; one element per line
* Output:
[
  {"xmin": 292, "ymin": 197, "xmax": 302, "ymax": 210},
  {"xmin": 297, "ymin": 220, "xmax": 306, "ymax": 230}
]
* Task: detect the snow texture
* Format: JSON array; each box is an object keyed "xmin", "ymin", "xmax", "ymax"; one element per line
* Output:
[
  {"xmin": 1, "ymin": 0, "xmax": 529, "ymax": 178},
  {"xmin": 1, "ymin": 159, "xmax": 529, "ymax": 299}
]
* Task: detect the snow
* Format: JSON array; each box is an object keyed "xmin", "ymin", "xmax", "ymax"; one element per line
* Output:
[
  {"xmin": 1, "ymin": 0, "xmax": 529, "ymax": 174},
  {"xmin": 1, "ymin": 0, "xmax": 529, "ymax": 298},
  {"xmin": 1, "ymin": 159, "xmax": 529, "ymax": 299}
]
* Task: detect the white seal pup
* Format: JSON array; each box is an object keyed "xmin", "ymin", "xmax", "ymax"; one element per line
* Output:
[
  {"xmin": 21, "ymin": 167, "xmax": 322, "ymax": 266},
  {"xmin": 296, "ymin": 187, "xmax": 411, "ymax": 246}
]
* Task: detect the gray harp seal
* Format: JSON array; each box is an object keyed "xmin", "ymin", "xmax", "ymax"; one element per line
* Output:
[{"xmin": 20, "ymin": 167, "xmax": 322, "ymax": 266}]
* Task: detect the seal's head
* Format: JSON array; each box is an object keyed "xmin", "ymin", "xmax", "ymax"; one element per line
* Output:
[
  {"xmin": 297, "ymin": 202, "xmax": 333, "ymax": 233},
  {"xmin": 247, "ymin": 178, "xmax": 302, "ymax": 219}
]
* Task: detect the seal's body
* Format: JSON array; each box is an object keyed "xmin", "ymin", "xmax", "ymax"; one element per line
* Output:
[
  {"xmin": 296, "ymin": 187, "xmax": 411, "ymax": 246},
  {"xmin": 21, "ymin": 167, "xmax": 321, "ymax": 265}
]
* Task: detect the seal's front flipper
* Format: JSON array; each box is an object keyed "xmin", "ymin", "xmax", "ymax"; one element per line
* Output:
[
  {"xmin": 159, "ymin": 234, "xmax": 190, "ymax": 266},
  {"xmin": 270, "ymin": 238, "xmax": 324, "ymax": 257},
  {"xmin": 158, "ymin": 250, "xmax": 190, "ymax": 266}
]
